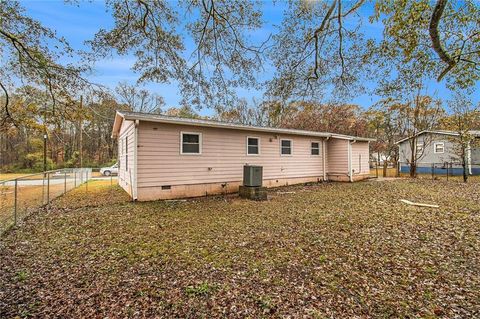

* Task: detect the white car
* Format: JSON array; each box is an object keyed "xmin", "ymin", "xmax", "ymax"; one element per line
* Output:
[{"xmin": 100, "ymin": 163, "xmax": 118, "ymax": 176}]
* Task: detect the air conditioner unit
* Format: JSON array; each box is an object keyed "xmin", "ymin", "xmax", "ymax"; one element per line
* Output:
[{"xmin": 243, "ymin": 165, "xmax": 263, "ymax": 187}]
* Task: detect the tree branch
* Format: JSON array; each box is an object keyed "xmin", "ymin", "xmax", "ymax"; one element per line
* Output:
[{"xmin": 429, "ymin": 0, "xmax": 456, "ymax": 81}]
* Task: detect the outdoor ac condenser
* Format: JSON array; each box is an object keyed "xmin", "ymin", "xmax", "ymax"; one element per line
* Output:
[{"xmin": 243, "ymin": 165, "xmax": 263, "ymax": 187}]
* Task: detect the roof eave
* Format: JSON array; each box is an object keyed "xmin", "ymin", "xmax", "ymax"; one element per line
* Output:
[
  {"xmin": 111, "ymin": 111, "xmax": 125, "ymax": 138},
  {"xmin": 118, "ymin": 111, "xmax": 375, "ymax": 142}
]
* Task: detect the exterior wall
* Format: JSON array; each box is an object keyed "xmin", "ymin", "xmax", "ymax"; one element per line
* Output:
[
  {"xmin": 398, "ymin": 133, "xmax": 459, "ymax": 165},
  {"xmin": 351, "ymin": 141, "xmax": 370, "ymax": 176},
  {"xmin": 138, "ymin": 176, "xmax": 325, "ymax": 201},
  {"xmin": 326, "ymin": 138, "xmax": 349, "ymax": 179},
  {"xmin": 399, "ymin": 133, "xmax": 480, "ymax": 175},
  {"xmin": 136, "ymin": 121, "xmax": 328, "ymax": 200},
  {"xmin": 117, "ymin": 120, "xmax": 135, "ymax": 196}
]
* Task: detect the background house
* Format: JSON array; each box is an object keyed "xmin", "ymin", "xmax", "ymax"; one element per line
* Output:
[
  {"xmin": 112, "ymin": 111, "xmax": 374, "ymax": 201},
  {"xmin": 396, "ymin": 130, "xmax": 480, "ymax": 175}
]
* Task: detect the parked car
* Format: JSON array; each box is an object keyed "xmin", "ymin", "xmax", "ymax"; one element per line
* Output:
[{"xmin": 100, "ymin": 163, "xmax": 118, "ymax": 176}]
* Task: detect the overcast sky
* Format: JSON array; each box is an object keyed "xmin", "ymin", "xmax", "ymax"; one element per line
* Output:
[{"xmin": 21, "ymin": 0, "xmax": 479, "ymax": 115}]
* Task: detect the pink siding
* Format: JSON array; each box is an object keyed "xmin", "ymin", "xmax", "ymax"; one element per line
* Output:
[
  {"xmin": 136, "ymin": 121, "xmax": 326, "ymax": 188},
  {"xmin": 351, "ymin": 142, "xmax": 370, "ymax": 175},
  {"xmin": 117, "ymin": 120, "xmax": 135, "ymax": 195},
  {"xmin": 326, "ymin": 138, "xmax": 349, "ymax": 175}
]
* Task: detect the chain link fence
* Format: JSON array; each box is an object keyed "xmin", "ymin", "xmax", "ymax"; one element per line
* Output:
[
  {"xmin": 369, "ymin": 161, "xmax": 480, "ymax": 180},
  {"xmin": 0, "ymin": 168, "xmax": 92, "ymax": 235}
]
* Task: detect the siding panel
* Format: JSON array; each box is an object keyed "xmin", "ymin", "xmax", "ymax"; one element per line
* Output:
[
  {"xmin": 117, "ymin": 120, "xmax": 135, "ymax": 195},
  {"xmin": 137, "ymin": 122, "xmax": 326, "ymax": 187}
]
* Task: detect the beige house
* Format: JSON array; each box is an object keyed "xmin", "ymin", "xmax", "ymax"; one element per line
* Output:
[{"xmin": 112, "ymin": 111, "xmax": 373, "ymax": 201}]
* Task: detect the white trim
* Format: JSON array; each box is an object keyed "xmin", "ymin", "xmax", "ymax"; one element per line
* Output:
[
  {"xmin": 246, "ymin": 136, "xmax": 260, "ymax": 156},
  {"xmin": 433, "ymin": 142, "xmax": 445, "ymax": 154},
  {"xmin": 310, "ymin": 140, "xmax": 321, "ymax": 156},
  {"xmin": 180, "ymin": 131, "xmax": 202, "ymax": 155},
  {"xmin": 280, "ymin": 138, "xmax": 293, "ymax": 156}
]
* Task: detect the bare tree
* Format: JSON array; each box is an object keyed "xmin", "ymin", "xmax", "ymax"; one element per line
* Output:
[
  {"xmin": 441, "ymin": 92, "xmax": 480, "ymax": 182},
  {"xmin": 115, "ymin": 82, "xmax": 164, "ymax": 114}
]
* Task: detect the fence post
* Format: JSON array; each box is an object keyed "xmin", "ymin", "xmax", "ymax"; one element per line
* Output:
[
  {"xmin": 375, "ymin": 161, "xmax": 378, "ymax": 178},
  {"xmin": 432, "ymin": 163, "xmax": 435, "ymax": 180},
  {"xmin": 14, "ymin": 179, "xmax": 18, "ymax": 226},
  {"xmin": 47, "ymin": 173, "xmax": 50, "ymax": 209},
  {"xmin": 64, "ymin": 171, "xmax": 67, "ymax": 193},
  {"xmin": 42, "ymin": 173, "xmax": 46, "ymax": 205},
  {"xmin": 446, "ymin": 162, "xmax": 449, "ymax": 181}
]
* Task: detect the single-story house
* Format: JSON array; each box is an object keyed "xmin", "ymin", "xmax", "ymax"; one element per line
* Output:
[
  {"xmin": 396, "ymin": 130, "xmax": 480, "ymax": 175},
  {"xmin": 112, "ymin": 111, "xmax": 374, "ymax": 201}
]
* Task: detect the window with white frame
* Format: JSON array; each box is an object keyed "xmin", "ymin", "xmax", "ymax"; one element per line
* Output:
[
  {"xmin": 181, "ymin": 132, "xmax": 202, "ymax": 154},
  {"xmin": 311, "ymin": 142, "xmax": 320, "ymax": 155},
  {"xmin": 434, "ymin": 142, "xmax": 445, "ymax": 154},
  {"xmin": 247, "ymin": 137, "xmax": 260, "ymax": 155},
  {"xmin": 416, "ymin": 143, "xmax": 424, "ymax": 153},
  {"xmin": 280, "ymin": 139, "xmax": 292, "ymax": 155}
]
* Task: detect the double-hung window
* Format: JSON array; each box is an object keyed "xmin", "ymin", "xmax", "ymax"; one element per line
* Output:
[
  {"xmin": 434, "ymin": 142, "xmax": 445, "ymax": 154},
  {"xmin": 247, "ymin": 137, "xmax": 260, "ymax": 155},
  {"xmin": 280, "ymin": 139, "xmax": 292, "ymax": 155},
  {"xmin": 416, "ymin": 143, "xmax": 424, "ymax": 154},
  {"xmin": 181, "ymin": 132, "xmax": 202, "ymax": 154},
  {"xmin": 311, "ymin": 142, "xmax": 320, "ymax": 155}
]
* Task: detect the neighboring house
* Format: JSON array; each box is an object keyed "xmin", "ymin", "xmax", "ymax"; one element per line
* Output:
[
  {"xmin": 396, "ymin": 130, "xmax": 480, "ymax": 175},
  {"xmin": 112, "ymin": 111, "xmax": 374, "ymax": 201}
]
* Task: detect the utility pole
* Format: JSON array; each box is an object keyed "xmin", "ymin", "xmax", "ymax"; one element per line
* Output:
[
  {"xmin": 79, "ymin": 95, "xmax": 83, "ymax": 168},
  {"xmin": 43, "ymin": 102, "xmax": 48, "ymax": 173}
]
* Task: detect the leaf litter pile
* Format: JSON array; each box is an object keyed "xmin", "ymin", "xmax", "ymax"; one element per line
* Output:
[{"xmin": 1, "ymin": 179, "xmax": 479, "ymax": 318}]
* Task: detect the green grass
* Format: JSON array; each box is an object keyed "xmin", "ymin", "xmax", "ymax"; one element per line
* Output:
[{"xmin": 1, "ymin": 179, "xmax": 479, "ymax": 317}]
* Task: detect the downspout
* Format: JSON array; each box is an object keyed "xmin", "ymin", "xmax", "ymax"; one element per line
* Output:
[
  {"xmin": 133, "ymin": 120, "xmax": 139, "ymax": 200},
  {"xmin": 323, "ymin": 136, "xmax": 329, "ymax": 181},
  {"xmin": 348, "ymin": 140, "xmax": 357, "ymax": 182}
]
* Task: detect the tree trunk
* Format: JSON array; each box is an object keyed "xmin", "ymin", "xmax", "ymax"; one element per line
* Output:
[
  {"xmin": 410, "ymin": 163, "xmax": 417, "ymax": 178},
  {"xmin": 383, "ymin": 161, "xmax": 388, "ymax": 177},
  {"xmin": 462, "ymin": 161, "xmax": 468, "ymax": 183}
]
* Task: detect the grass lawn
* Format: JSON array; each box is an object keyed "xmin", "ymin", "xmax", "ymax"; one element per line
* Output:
[{"xmin": 1, "ymin": 179, "xmax": 479, "ymax": 318}]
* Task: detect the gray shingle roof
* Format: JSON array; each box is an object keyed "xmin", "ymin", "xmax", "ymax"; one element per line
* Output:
[{"xmin": 114, "ymin": 110, "xmax": 375, "ymax": 142}]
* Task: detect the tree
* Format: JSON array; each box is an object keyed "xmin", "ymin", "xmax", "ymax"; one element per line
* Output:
[
  {"xmin": 115, "ymin": 82, "xmax": 164, "ymax": 113},
  {"xmin": 90, "ymin": 0, "xmax": 267, "ymax": 112},
  {"xmin": 440, "ymin": 92, "xmax": 480, "ymax": 182},
  {"xmin": 0, "ymin": 0, "xmax": 93, "ymax": 129},
  {"xmin": 374, "ymin": 0, "xmax": 480, "ymax": 88},
  {"xmin": 267, "ymin": 0, "xmax": 372, "ymax": 102}
]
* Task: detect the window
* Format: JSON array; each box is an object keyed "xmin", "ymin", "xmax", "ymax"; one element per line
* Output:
[
  {"xmin": 434, "ymin": 142, "xmax": 445, "ymax": 154},
  {"xmin": 311, "ymin": 142, "xmax": 320, "ymax": 155},
  {"xmin": 181, "ymin": 132, "xmax": 202, "ymax": 154},
  {"xmin": 416, "ymin": 143, "xmax": 424, "ymax": 154},
  {"xmin": 247, "ymin": 137, "xmax": 260, "ymax": 155},
  {"xmin": 280, "ymin": 139, "xmax": 292, "ymax": 155}
]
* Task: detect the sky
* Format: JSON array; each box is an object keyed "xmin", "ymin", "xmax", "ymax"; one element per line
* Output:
[{"xmin": 19, "ymin": 0, "xmax": 479, "ymax": 115}]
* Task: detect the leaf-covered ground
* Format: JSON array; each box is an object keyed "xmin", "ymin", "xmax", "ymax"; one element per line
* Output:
[{"xmin": 1, "ymin": 179, "xmax": 479, "ymax": 318}]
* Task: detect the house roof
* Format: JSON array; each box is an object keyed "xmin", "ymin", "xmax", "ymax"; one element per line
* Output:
[
  {"xmin": 112, "ymin": 110, "xmax": 375, "ymax": 142},
  {"xmin": 395, "ymin": 130, "xmax": 480, "ymax": 144}
]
